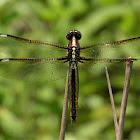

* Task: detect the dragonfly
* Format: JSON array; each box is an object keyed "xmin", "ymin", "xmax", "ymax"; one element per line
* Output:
[{"xmin": 0, "ymin": 29, "xmax": 140, "ymax": 123}]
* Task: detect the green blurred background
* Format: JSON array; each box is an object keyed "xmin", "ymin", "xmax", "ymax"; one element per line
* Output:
[{"xmin": 0, "ymin": 0, "xmax": 140, "ymax": 140}]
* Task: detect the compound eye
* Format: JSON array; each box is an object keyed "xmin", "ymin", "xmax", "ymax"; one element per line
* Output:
[
  {"xmin": 75, "ymin": 31, "xmax": 81, "ymax": 40},
  {"xmin": 66, "ymin": 31, "xmax": 73, "ymax": 40}
]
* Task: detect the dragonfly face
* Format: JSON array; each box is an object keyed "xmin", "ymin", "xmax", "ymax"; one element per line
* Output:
[{"xmin": 0, "ymin": 30, "xmax": 140, "ymax": 123}]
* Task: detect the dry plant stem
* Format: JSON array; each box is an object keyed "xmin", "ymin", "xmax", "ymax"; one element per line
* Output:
[
  {"xmin": 117, "ymin": 61, "xmax": 133, "ymax": 140},
  {"xmin": 104, "ymin": 67, "xmax": 119, "ymax": 137},
  {"xmin": 60, "ymin": 69, "xmax": 70, "ymax": 140},
  {"xmin": 105, "ymin": 60, "xmax": 133, "ymax": 140}
]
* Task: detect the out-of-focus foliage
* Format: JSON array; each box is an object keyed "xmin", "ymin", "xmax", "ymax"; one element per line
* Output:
[{"xmin": 0, "ymin": 0, "xmax": 140, "ymax": 140}]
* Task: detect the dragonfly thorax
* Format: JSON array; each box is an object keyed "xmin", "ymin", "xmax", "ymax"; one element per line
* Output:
[{"xmin": 72, "ymin": 47, "xmax": 76, "ymax": 59}]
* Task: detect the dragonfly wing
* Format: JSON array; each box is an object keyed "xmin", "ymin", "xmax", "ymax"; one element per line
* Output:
[
  {"xmin": 79, "ymin": 37, "xmax": 140, "ymax": 82},
  {"xmin": 0, "ymin": 57, "xmax": 68, "ymax": 82},
  {"xmin": 0, "ymin": 33, "xmax": 68, "ymax": 82},
  {"xmin": 81, "ymin": 36, "xmax": 140, "ymax": 59},
  {"xmin": 0, "ymin": 33, "xmax": 67, "ymax": 58},
  {"xmin": 78, "ymin": 56, "xmax": 140, "ymax": 85}
]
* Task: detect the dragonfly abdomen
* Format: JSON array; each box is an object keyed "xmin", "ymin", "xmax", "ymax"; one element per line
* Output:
[{"xmin": 69, "ymin": 62, "xmax": 79, "ymax": 123}]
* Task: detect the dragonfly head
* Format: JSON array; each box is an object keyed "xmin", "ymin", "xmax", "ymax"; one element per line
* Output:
[{"xmin": 66, "ymin": 29, "xmax": 82, "ymax": 40}]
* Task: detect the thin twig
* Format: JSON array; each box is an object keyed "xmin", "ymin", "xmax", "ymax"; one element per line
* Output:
[
  {"xmin": 117, "ymin": 61, "xmax": 133, "ymax": 140},
  {"xmin": 104, "ymin": 67, "xmax": 119, "ymax": 137},
  {"xmin": 105, "ymin": 60, "xmax": 133, "ymax": 140},
  {"xmin": 60, "ymin": 69, "xmax": 70, "ymax": 140}
]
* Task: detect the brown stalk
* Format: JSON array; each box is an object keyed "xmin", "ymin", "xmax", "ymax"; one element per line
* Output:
[
  {"xmin": 117, "ymin": 61, "xmax": 133, "ymax": 140},
  {"xmin": 59, "ymin": 68, "xmax": 70, "ymax": 140},
  {"xmin": 105, "ymin": 67, "xmax": 119, "ymax": 137},
  {"xmin": 105, "ymin": 60, "xmax": 133, "ymax": 140}
]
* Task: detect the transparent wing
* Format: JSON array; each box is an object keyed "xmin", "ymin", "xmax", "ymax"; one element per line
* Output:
[
  {"xmin": 0, "ymin": 57, "xmax": 68, "ymax": 82},
  {"xmin": 78, "ymin": 58, "xmax": 140, "ymax": 89},
  {"xmin": 0, "ymin": 33, "xmax": 68, "ymax": 82},
  {"xmin": 0, "ymin": 33, "xmax": 67, "ymax": 58},
  {"xmin": 80, "ymin": 36, "xmax": 140, "ymax": 59},
  {"xmin": 79, "ymin": 37, "xmax": 140, "ymax": 83}
]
